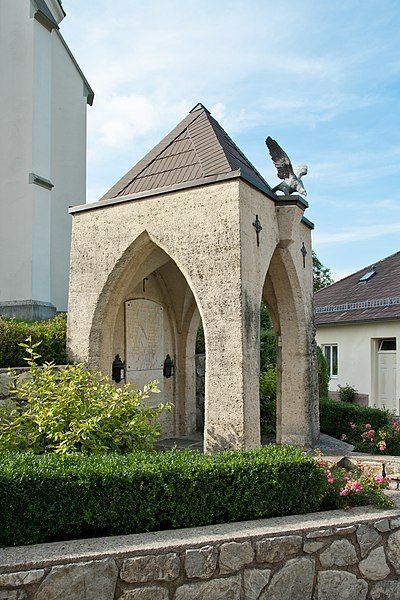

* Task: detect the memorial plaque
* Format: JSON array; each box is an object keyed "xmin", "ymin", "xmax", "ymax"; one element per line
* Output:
[{"xmin": 125, "ymin": 299, "xmax": 164, "ymax": 395}]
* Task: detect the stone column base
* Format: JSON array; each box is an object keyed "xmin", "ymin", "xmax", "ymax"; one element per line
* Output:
[{"xmin": 0, "ymin": 300, "xmax": 57, "ymax": 321}]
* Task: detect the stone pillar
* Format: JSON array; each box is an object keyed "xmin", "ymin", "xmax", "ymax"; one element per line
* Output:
[{"xmin": 203, "ymin": 296, "xmax": 260, "ymax": 453}]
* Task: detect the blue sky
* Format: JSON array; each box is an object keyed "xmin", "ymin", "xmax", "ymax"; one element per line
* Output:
[{"xmin": 62, "ymin": 0, "xmax": 400, "ymax": 281}]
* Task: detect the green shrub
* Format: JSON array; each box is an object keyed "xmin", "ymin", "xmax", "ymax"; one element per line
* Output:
[
  {"xmin": 319, "ymin": 397, "xmax": 390, "ymax": 441},
  {"xmin": 317, "ymin": 453, "xmax": 392, "ymax": 510},
  {"xmin": 0, "ymin": 339, "xmax": 169, "ymax": 454},
  {"xmin": 316, "ymin": 346, "xmax": 329, "ymax": 399},
  {"xmin": 341, "ymin": 420, "xmax": 400, "ymax": 455},
  {"xmin": 0, "ymin": 445, "xmax": 325, "ymax": 546},
  {"xmin": 0, "ymin": 314, "xmax": 68, "ymax": 367},
  {"xmin": 260, "ymin": 364, "xmax": 276, "ymax": 434},
  {"xmin": 338, "ymin": 384, "xmax": 357, "ymax": 403}
]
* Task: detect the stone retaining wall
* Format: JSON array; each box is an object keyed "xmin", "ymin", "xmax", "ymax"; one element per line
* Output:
[{"xmin": 1, "ymin": 505, "xmax": 400, "ymax": 599}]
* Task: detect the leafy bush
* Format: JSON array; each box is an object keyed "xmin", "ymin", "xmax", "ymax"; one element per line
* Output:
[
  {"xmin": 0, "ymin": 314, "xmax": 67, "ymax": 367},
  {"xmin": 338, "ymin": 384, "xmax": 358, "ymax": 403},
  {"xmin": 316, "ymin": 451, "xmax": 392, "ymax": 510},
  {"xmin": 319, "ymin": 397, "xmax": 390, "ymax": 441},
  {"xmin": 260, "ymin": 365, "xmax": 276, "ymax": 434},
  {"xmin": 0, "ymin": 445, "xmax": 325, "ymax": 546},
  {"xmin": 0, "ymin": 339, "xmax": 169, "ymax": 454},
  {"xmin": 316, "ymin": 347, "xmax": 329, "ymax": 399},
  {"xmin": 341, "ymin": 420, "xmax": 400, "ymax": 455}
]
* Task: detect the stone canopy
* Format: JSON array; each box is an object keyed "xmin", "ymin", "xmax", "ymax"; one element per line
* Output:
[{"xmin": 68, "ymin": 103, "xmax": 319, "ymax": 452}]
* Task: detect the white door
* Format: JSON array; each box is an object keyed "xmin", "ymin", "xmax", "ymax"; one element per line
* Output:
[
  {"xmin": 377, "ymin": 339, "xmax": 397, "ymax": 413},
  {"xmin": 125, "ymin": 299, "xmax": 164, "ymax": 397}
]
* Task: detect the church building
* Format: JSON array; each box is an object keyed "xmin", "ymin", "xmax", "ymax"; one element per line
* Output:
[{"xmin": 0, "ymin": 0, "xmax": 93, "ymax": 320}]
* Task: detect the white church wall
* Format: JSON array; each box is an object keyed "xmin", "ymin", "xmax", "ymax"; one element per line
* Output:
[{"xmin": 0, "ymin": 0, "xmax": 89, "ymax": 318}]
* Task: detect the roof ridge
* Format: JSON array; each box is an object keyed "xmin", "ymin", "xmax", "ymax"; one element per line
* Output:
[{"xmin": 99, "ymin": 103, "xmax": 274, "ymax": 202}]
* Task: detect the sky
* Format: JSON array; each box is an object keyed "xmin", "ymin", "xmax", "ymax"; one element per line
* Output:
[{"xmin": 61, "ymin": 0, "xmax": 400, "ymax": 282}]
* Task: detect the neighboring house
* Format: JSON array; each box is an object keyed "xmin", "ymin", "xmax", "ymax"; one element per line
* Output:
[
  {"xmin": 0, "ymin": 0, "xmax": 93, "ymax": 320},
  {"xmin": 315, "ymin": 251, "xmax": 400, "ymax": 415}
]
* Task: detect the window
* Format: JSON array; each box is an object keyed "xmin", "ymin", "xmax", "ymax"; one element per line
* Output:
[
  {"xmin": 378, "ymin": 339, "xmax": 397, "ymax": 351},
  {"xmin": 323, "ymin": 344, "xmax": 338, "ymax": 378},
  {"xmin": 358, "ymin": 268, "xmax": 376, "ymax": 283}
]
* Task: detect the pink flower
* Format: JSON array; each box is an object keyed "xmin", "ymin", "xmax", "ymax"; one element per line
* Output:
[
  {"xmin": 378, "ymin": 441, "xmax": 387, "ymax": 452},
  {"xmin": 341, "ymin": 434, "xmax": 347, "ymax": 441},
  {"xmin": 365, "ymin": 423, "xmax": 372, "ymax": 430},
  {"xmin": 339, "ymin": 488, "xmax": 348, "ymax": 496},
  {"xmin": 327, "ymin": 476, "xmax": 334, "ymax": 484},
  {"xmin": 374, "ymin": 474, "xmax": 385, "ymax": 484},
  {"xmin": 392, "ymin": 419, "xmax": 398, "ymax": 429},
  {"xmin": 350, "ymin": 481, "xmax": 362, "ymax": 493},
  {"xmin": 349, "ymin": 422, "xmax": 356, "ymax": 430}
]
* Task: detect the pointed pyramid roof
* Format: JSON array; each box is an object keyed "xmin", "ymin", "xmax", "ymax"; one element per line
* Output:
[{"xmin": 99, "ymin": 103, "xmax": 273, "ymax": 203}]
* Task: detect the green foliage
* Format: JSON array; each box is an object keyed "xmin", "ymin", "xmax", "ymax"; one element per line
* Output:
[
  {"xmin": 0, "ymin": 339, "xmax": 169, "ymax": 454},
  {"xmin": 341, "ymin": 420, "xmax": 400, "ymax": 455},
  {"xmin": 0, "ymin": 445, "xmax": 325, "ymax": 546},
  {"xmin": 260, "ymin": 365, "xmax": 276, "ymax": 434},
  {"xmin": 319, "ymin": 397, "xmax": 390, "ymax": 441},
  {"xmin": 313, "ymin": 251, "xmax": 334, "ymax": 292},
  {"xmin": 0, "ymin": 314, "xmax": 68, "ymax": 367},
  {"xmin": 196, "ymin": 323, "xmax": 205, "ymax": 354},
  {"xmin": 338, "ymin": 384, "xmax": 358, "ymax": 403},
  {"xmin": 316, "ymin": 347, "xmax": 329, "ymax": 399},
  {"xmin": 317, "ymin": 454, "xmax": 392, "ymax": 510},
  {"xmin": 260, "ymin": 330, "xmax": 277, "ymax": 373}
]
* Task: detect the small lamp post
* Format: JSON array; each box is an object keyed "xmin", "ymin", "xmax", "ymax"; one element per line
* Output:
[
  {"xmin": 163, "ymin": 354, "xmax": 174, "ymax": 378},
  {"xmin": 112, "ymin": 354, "xmax": 125, "ymax": 383}
]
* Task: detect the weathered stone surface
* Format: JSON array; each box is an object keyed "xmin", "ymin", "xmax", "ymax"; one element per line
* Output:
[
  {"xmin": 0, "ymin": 570, "xmax": 45, "ymax": 587},
  {"xmin": 306, "ymin": 528, "xmax": 333, "ymax": 539},
  {"xmin": 370, "ymin": 580, "xmax": 400, "ymax": 599},
  {"xmin": 335, "ymin": 525, "xmax": 356, "ymax": 535},
  {"xmin": 219, "ymin": 541, "xmax": 254, "ymax": 573},
  {"xmin": 256, "ymin": 535, "xmax": 302, "ymax": 563},
  {"xmin": 387, "ymin": 529, "xmax": 400, "ymax": 573},
  {"xmin": 121, "ymin": 553, "xmax": 180, "ymax": 583},
  {"xmin": 185, "ymin": 546, "xmax": 217, "ymax": 579},
  {"xmin": 174, "ymin": 575, "xmax": 241, "ymax": 600},
  {"xmin": 118, "ymin": 587, "xmax": 169, "ymax": 600},
  {"xmin": 359, "ymin": 546, "xmax": 390, "ymax": 580},
  {"xmin": 317, "ymin": 570, "xmax": 367, "ymax": 600},
  {"xmin": 374, "ymin": 519, "xmax": 390, "ymax": 533},
  {"xmin": 243, "ymin": 568, "xmax": 271, "ymax": 600},
  {"xmin": 0, "ymin": 591, "xmax": 27, "ymax": 600},
  {"xmin": 259, "ymin": 557, "xmax": 315, "ymax": 600},
  {"xmin": 356, "ymin": 525, "xmax": 381, "ymax": 558},
  {"xmin": 319, "ymin": 539, "xmax": 357, "ymax": 567},
  {"xmin": 34, "ymin": 559, "xmax": 118, "ymax": 600},
  {"xmin": 389, "ymin": 517, "xmax": 400, "ymax": 529},
  {"xmin": 303, "ymin": 540, "xmax": 327, "ymax": 554}
]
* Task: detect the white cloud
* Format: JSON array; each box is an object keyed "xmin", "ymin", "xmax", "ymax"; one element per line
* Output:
[{"xmin": 314, "ymin": 222, "xmax": 400, "ymax": 245}]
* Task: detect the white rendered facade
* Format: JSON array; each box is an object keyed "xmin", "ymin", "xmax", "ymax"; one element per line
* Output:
[
  {"xmin": 316, "ymin": 321, "xmax": 400, "ymax": 415},
  {"xmin": 0, "ymin": 0, "xmax": 92, "ymax": 319}
]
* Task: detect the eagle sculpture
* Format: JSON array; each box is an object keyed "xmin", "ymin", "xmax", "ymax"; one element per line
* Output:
[{"xmin": 265, "ymin": 137, "xmax": 308, "ymax": 197}]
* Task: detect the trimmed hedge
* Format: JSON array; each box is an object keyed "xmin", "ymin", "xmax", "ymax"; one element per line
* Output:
[
  {"xmin": 0, "ymin": 315, "xmax": 68, "ymax": 367},
  {"xmin": 320, "ymin": 397, "xmax": 390, "ymax": 440},
  {"xmin": 0, "ymin": 445, "xmax": 325, "ymax": 547}
]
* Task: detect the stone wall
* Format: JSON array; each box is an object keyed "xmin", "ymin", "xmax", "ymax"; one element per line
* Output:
[
  {"xmin": 1, "ymin": 505, "xmax": 400, "ymax": 599},
  {"xmin": 0, "ymin": 367, "xmax": 65, "ymax": 407}
]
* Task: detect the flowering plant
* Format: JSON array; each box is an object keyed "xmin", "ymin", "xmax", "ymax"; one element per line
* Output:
[
  {"xmin": 342, "ymin": 419, "xmax": 400, "ymax": 455},
  {"xmin": 315, "ymin": 451, "xmax": 392, "ymax": 510}
]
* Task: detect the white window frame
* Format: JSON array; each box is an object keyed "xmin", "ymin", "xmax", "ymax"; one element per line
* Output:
[{"xmin": 322, "ymin": 344, "xmax": 338, "ymax": 379}]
